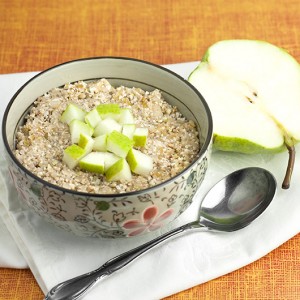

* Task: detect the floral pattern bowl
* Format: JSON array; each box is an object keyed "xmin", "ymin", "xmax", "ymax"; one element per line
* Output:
[{"xmin": 2, "ymin": 57, "xmax": 213, "ymax": 238}]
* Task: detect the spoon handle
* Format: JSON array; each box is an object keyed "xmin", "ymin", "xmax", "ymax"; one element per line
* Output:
[{"xmin": 44, "ymin": 221, "xmax": 202, "ymax": 300}]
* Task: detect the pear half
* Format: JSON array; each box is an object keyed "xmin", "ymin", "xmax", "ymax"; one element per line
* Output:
[{"xmin": 188, "ymin": 40, "xmax": 300, "ymax": 188}]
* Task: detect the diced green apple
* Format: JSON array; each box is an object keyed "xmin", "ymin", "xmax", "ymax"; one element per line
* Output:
[
  {"xmin": 94, "ymin": 118, "xmax": 122, "ymax": 137},
  {"xmin": 93, "ymin": 134, "xmax": 107, "ymax": 152},
  {"xmin": 103, "ymin": 152, "xmax": 121, "ymax": 171},
  {"xmin": 63, "ymin": 144, "xmax": 87, "ymax": 169},
  {"xmin": 85, "ymin": 108, "xmax": 102, "ymax": 128},
  {"xmin": 126, "ymin": 148, "xmax": 153, "ymax": 176},
  {"xmin": 107, "ymin": 130, "xmax": 134, "ymax": 158},
  {"xmin": 119, "ymin": 108, "xmax": 135, "ymax": 124},
  {"xmin": 78, "ymin": 133, "xmax": 94, "ymax": 154},
  {"xmin": 60, "ymin": 103, "xmax": 86, "ymax": 124},
  {"xmin": 69, "ymin": 119, "xmax": 94, "ymax": 144},
  {"xmin": 61, "ymin": 101, "xmax": 154, "ymax": 181},
  {"xmin": 79, "ymin": 152, "xmax": 105, "ymax": 174},
  {"xmin": 106, "ymin": 158, "xmax": 132, "ymax": 181},
  {"xmin": 122, "ymin": 124, "xmax": 136, "ymax": 139},
  {"xmin": 133, "ymin": 127, "xmax": 148, "ymax": 147},
  {"xmin": 96, "ymin": 103, "xmax": 121, "ymax": 120}
]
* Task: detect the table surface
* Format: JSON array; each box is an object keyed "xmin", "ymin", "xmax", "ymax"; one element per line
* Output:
[{"xmin": 1, "ymin": 0, "xmax": 300, "ymax": 299}]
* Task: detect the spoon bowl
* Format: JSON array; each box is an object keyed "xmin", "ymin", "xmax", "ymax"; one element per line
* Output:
[
  {"xmin": 199, "ymin": 167, "xmax": 276, "ymax": 231},
  {"xmin": 45, "ymin": 167, "xmax": 276, "ymax": 300}
]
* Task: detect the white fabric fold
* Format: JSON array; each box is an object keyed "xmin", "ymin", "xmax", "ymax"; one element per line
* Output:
[{"xmin": 0, "ymin": 65, "xmax": 299, "ymax": 299}]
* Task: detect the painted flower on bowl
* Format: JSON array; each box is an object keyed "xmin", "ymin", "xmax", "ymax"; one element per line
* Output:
[{"xmin": 122, "ymin": 205, "xmax": 174, "ymax": 237}]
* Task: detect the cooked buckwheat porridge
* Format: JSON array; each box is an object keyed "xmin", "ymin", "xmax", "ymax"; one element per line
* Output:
[{"xmin": 14, "ymin": 79, "xmax": 200, "ymax": 194}]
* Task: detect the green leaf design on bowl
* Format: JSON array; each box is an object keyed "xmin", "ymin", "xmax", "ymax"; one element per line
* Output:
[
  {"xmin": 95, "ymin": 201, "xmax": 110, "ymax": 211},
  {"xmin": 30, "ymin": 182, "xmax": 42, "ymax": 197}
]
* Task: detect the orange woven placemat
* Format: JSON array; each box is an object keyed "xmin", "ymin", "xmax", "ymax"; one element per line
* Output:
[
  {"xmin": 1, "ymin": 0, "xmax": 300, "ymax": 73},
  {"xmin": 1, "ymin": 0, "xmax": 300, "ymax": 299},
  {"xmin": 0, "ymin": 234, "xmax": 299, "ymax": 299}
]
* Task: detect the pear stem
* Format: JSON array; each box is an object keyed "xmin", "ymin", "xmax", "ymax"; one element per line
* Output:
[{"xmin": 282, "ymin": 144, "xmax": 295, "ymax": 189}]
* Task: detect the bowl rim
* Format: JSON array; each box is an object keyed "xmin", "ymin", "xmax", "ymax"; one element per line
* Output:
[{"xmin": 2, "ymin": 56, "xmax": 213, "ymax": 198}]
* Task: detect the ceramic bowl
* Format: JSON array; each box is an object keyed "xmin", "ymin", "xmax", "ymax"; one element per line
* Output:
[{"xmin": 2, "ymin": 57, "xmax": 212, "ymax": 238}]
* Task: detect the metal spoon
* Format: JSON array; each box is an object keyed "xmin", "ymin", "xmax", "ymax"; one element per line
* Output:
[{"xmin": 45, "ymin": 167, "xmax": 276, "ymax": 300}]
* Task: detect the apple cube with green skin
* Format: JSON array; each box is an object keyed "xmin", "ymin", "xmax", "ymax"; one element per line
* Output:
[
  {"xmin": 79, "ymin": 152, "xmax": 105, "ymax": 174},
  {"xmin": 127, "ymin": 148, "xmax": 153, "ymax": 176},
  {"xmin": 63, "ymin": 144, "xmax": 87, "ymax": 169},
  {"xmin": 103, "ymin": 152, "xmax": 121, "ymax": 171},
  {"xmin": 78, "ymin": 133, "xmax": 94, "ymax": 154},
  {"xmin": 122, "ymin": 124, "xmax": 136, "ymax": 139},
  {"xmin": 133, "ymin": 128, "xmax": 148, "ymax": 147},
  {"xmin": 69, "ymin": 119, "xmax": 94, "ymax": 144},
  {"xmin": 85, "ymin": 108, "xmax": 102, "ymax": 128},
  {"xmin": 107, "ymin": 130, "xmax": 134, "ymax": 158},
  {"xmin": 60, "ymin": 102, "xmax": 154, "ymax": 181},
  {"xmin": 106, "ymin": 158, "xmax": 132, "ymax": 181},
  {"xmin": 93, "ymin": 134, "xmax": 107, "ymax": 152},
  {"xmin": 96, "ymin": 104, "xmax": 121, "ymax": 120},
  {"xmin": 60, "ymin": 103, "xmax": 86, "ymax": 125},
  {"xmin": 93, "ymin": 118, "xmax": 122, "ymax": 137},
  {"xmin": 119, "ymin": 108, "xmax": 135, "ymax": 125},
  {"xmin": 188, "ymin": 39, "xmax": 300, "ymax": 188}
]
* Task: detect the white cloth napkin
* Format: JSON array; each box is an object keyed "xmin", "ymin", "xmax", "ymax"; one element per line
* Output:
[{"xmin": 1, "ymin": 64, "xmax": 300, "ymax": 300}]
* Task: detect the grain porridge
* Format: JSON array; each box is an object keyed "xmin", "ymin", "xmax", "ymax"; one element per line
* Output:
[{"xmin": 14, "ymin": 79, "xmax": 200, "ymax": 194}]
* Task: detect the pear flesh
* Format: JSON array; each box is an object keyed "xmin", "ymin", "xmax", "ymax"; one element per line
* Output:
[
  {"xmin": 78, "ymin": 133, "xmax": 94, "ymax": 154},
  {"xmin": 106, "ymin": 158, "xmax": 132, "ymax": 181},
  {"xmin": 122, "ymin": 124, "xmax": 136, "ymax": 139},
  {"xmin": 60, "ymin": 103, "xmax": 86, "ymax": 125},
  {"xmin": 188, "ymin": 40, "xmax": 300, "ymax": 188},
  {"xmin": 103, "ymin": 152, "xmax": 121, "ymax": 171},
  {"xmin": 79, "ymin": 152, "xmax": 105, "ymax": 174},
  {"xmin": 63, "ymin": 144, "xmax": 87, "ymax": 169},
  {"xmin": 85, "ymin": 108, "xmax": 102, "ymax": 128},
  {"xmin": 69, "ymin": 120, "xmax": 94, "ymax": 144},
  {"xmin": 119, "ymin": 108, "xmax": 135, "ymax": 125},
  {"xmin": 133, "ymin": 128, "xmax": 148, "ymax": 147},
  {"xmin": 106, "ymin": 130, "xmax": 134, "ymax": 158},
  {"xmin": 60, "ymin": 102, "xmax": 153, "ymax": 182},
  {"xmin": 127, "ymin": 148, "xmax": 153, "ymax": 176},
  {"xmin": 93, "ymin": 134, "xmax": 107, "ymax": 152},
  {"xmin": 94, "ymin": 118, "xmax": 122, "ymax": 137},
  {"xmin": 96, "ymin": 104, "xmax": 121, "ymax": 120}
]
